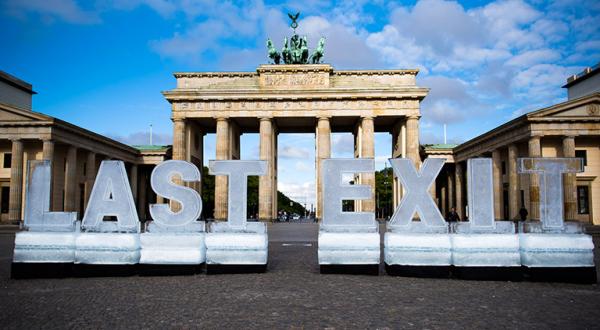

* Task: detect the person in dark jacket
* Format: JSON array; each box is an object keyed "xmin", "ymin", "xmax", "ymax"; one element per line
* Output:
[
  {"xmin": 519, "ymin": 206, "xmax": 528, "ymax": 221},
  {"xmin": 447, "ymin": 207, "xmax": 460, "ymax": 222}
]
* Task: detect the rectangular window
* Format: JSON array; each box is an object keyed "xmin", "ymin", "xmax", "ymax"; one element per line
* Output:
[
  {"xmin": 577, "ymin": 186, "xmax": 589, "ymax": 214},
  {"xmin": 575, "ymin": 150, "xmax": 587, "ymax": 167},
  {"xmin": 501, "ymin": 161, "xmax": 506, "ymax": 175},
  {"xmin": 83, "ymin": 162, "xmax": 87, "ymax": 176},
  {"xmin": 3, "ymin": 153, "xmax": 11, "ymax": 168},
  {"xmin": 1, "ymin": 186, "xmax": 9, "ymax": 213}
]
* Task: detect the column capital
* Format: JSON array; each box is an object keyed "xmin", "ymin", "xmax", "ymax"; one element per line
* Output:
[
  {"xmin": 563, "ymin": 134, "xmax": 577, "ymax": 140},
  {"xmin": 10, "ymin": 137, "xmax": 22, "ymax": 143},
  {"xmin": 407, "ymin": 115, "xmax": 420, "ymax": 120},
  {"xmin": 529, "ymin": 134, "xmax": 542, "ymax": 140},
  {"xmin": 259, "ymin": 116, "xmax": 273, "ymax": 122},
  {"xmin": 361, "ymin": 115, "xmax": 374, "ymax": 120},
  {"xmin": 317, "ymin": 116, "xmax": 331, "ymax": 121},
  {"xmin": 216, "ymin": 117, "xmax": 229, "ymax": 122}
]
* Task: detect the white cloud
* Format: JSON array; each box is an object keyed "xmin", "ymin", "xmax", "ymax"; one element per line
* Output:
[
  {"xmin": 2, "ymin": 0, "xmax": 100, "ymax": 24},
  {"xmin": 279, "ymin": 146, "xmax": 310, "ymax": 159},
  {"xmin": 278, "ymin": 181, "xmax": 315, "ymax": 205}
]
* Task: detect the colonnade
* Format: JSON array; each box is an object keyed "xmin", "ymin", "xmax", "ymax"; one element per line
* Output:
[
  {"xmin": 171, "ymin": 114, "xmax": 421, "ymax": 221},
  {"xmin": 6, "ymin": 138, "xmax": 139, "ymax": 222},
  {"xmin": 443, "ymin": 134, "xmax": 579, "ymax": 221}
]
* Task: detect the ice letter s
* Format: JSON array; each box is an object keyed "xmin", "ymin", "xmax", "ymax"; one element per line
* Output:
[
  {"xmin": 518, "ymin": 158, "xmax": 583, "ymax": 230},
  {"xmin": 321, "ymin": 158, "xmax": 376, "ymax": 230},
  {"xmin": 24, "ymin": 160, "xmax": 76, "ymax": 231},
  {"xmin": 388, "ymin": 158, "xmax": 445, "ymax": 230},
  {"xmin": 81, "ymin": 161, "xmax": 139, "ymax": 232},
  {"xmin": 150, "ymin": 160, "xmax": 202, "ymax": 227},
  {"xmin": 209, "ymin": 160, "xmax": 267, "ymax": 229}
]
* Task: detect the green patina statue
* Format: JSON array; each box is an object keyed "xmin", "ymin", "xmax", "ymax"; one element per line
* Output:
[{"xmin": 266, "ymin": 12, "xmax": 326, "ymax": 65}]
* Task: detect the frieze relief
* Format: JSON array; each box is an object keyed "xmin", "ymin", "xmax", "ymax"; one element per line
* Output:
[
  {"xmin": 175, "ymin": 99, "xmax": 418, "ymax": 111},
  {"xmin": 260, "ymin": 72, "xmax": 329, "ymax": 88}
]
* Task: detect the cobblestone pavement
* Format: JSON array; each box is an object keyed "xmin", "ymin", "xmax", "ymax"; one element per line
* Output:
[{"xmin": 1, "ymin": 223, "xmax": 600, "ymax": 329}]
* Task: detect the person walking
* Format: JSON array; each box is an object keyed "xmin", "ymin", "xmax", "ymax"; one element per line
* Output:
[
  {"xmin": 447, "ymin": 207, "xmax": 460, "ymax": 222},
  {"xmin": 519, "ymin": 206, "xmax": 528, "ymax": 221}
]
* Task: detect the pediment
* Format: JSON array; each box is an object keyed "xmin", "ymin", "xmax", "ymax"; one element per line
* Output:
[
  {"xmin": 0, "ymin": 103, "xmax": 51, "ymax": 122},
  {"xmin": 528, "ymin": 94, "xmax": 600, "ymax": 119}
]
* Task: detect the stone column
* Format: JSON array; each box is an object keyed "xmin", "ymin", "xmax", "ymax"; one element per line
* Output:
[
  {"xmin": 455, "ymin": 162, "xmax": 464, "ymax": 220},
  {"xmin": 8, "ymin": 139, "xmax": 24, "ymax": 222},
  {"xmin": 42, "ymin": 139, "xmax": 54, "ymax": 161},
  {"xmin": 391, "ymin": 121, "xmax": 403, "ymax": 209},
  {"xmin": 508, "ymin": 143, "xmax": 519, "ymax": 220},
  {"xmin": 440, "ymin": 185, "xmax": 447, "ymax": 217},
  {"xmin": 84, "ymin": 151, "xmax": 96, "ymax": 211},
  {"xmin": 447, "ymin": 167, "xmax": 454, "ymax": 212},
  {"xmin": 360, "ymin": 116, "xmax": 375, "ymax": 213},
  {"xmin": 214, "ymin": 117, "xmax": 230, "ymax": 220},
  {"xmin": 173, "ymin": 119, "xmax": 187, "ymax": 161},
  {"xmin": 528, "ymin": 136, "xmax": 541, "ymax": 220},
  {"xmin": 137, "ymin": 168, "xmax": 147, "ymax": 220},
  {"xmin": 42, "ymin": 139, "xmax": 55, "ymax": 209},
  {"xmin": 259, "ymin": 117, "xmax": 274, "ymax": 221},
  {"xmin": 492, "ymin": 149, "xmax": 503, "ymax": 220},
  {"xmin": 315, "ymin": 117, "xmax": 331, "ymax": 220},
  {"xmin": 129, "ymin": 164, "xmax": 138, "ymax": 201},
  {"xmin": 563, "ymin": 135, "xmax": 577, "ymax": 221},
  {"xmin": 64, "ymin": 146, "xmax": 77, "ymax": 213},
  {"xmin": 406, "ymin": 115, "xmax": 421, "ymax": 169},
  {"xmin": 272, "ymin": 129, "xmax": 278, "ymax": 220},
  {"xmin": 171, "ymin": 119, "xmax": 187, "ymax": 212}
]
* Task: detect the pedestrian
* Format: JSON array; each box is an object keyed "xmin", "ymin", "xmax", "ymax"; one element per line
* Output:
[
  {"xmin": 447, "ymin": 207, "xmax": 460, "ymax": 223},
  {"xmin": 519, "ymin": 206, "xmax": 528, "ymax": 221}
]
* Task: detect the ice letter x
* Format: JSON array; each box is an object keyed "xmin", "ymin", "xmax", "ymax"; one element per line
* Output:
[{"xmin": 388, "ymin": 158, "xmax": 446, "ymax": 231}]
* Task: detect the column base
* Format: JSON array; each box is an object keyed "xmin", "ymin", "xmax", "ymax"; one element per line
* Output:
[
  {"xmin": 385, "ymin": 265, "xmax": 450, "ymax": 278},
  {"xmin": 317, "ymin": 228, "xmax": 380, "ymax": 266},
  {"xmin": 11, "ymin": 262, "xmax": 72, "ymax": 279},
  {"xmin": 205, "ymin": 222, "xmax": 268, "ymax": 267},
  {"xmin": 452, "ymin": 266, "xmax": 523, "ymax": 281}
]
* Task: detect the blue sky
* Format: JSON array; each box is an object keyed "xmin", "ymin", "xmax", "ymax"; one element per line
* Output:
[{"xmin": 1, "ymin": 0, "xmax": 599, "ymax": 207}]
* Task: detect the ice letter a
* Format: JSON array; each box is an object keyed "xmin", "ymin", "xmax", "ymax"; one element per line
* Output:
[
  {"xmin": 388, "ymin": 158, "xmax": 446, "ymax": 232},
  {"xmin": 150, "ymin": 160, "xmax": 202, "ymax": 227},
  {"xmin": 81, "ymin": 160, "xmax": 139, "ymax": 233}
]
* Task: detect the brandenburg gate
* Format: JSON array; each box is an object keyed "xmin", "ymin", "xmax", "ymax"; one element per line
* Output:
[{"xmin": 162, "ymin": 64, "xmax": 428, "ymax": 221}]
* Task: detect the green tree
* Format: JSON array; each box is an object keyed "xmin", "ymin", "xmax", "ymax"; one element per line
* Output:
[{"xmin": 375, "ymin": 166, "xmax": 393, "ymax": 219}]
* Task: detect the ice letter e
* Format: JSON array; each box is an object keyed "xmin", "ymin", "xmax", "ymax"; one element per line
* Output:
[
  {"xmin": 24, "ymin": 160, "xmax": 77, "ymax": 231},
  {"xmin": 150, "ymin": 160, "xmax": 202, "ymax": 227},
  {"xmin": 209, "ymin": 160, "xmax": 267, "ymax": 229},
  {"xmin": 321, "ymin": 158, "xmax": 376, "ymax": 230},
  {"xmin": 388, "ymin": 158, "xmax": 446, "ymax": 231},
  {"xmin": 518, "ymin": 158, "xmax": 583, "ymax": 231},
  {"xmin": 81, "ymin": 161, "xmax": 139, "ymax": 232}
]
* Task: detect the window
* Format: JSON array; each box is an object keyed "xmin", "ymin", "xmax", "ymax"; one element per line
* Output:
[
  {"xmin": 3, "ymin": 153, "xmax": 11, "ymax": 168},
  {"xmin": 520, "ymin": 190, "xmax": 525, "ymax": 208},
  {"xmin": 83, "ymin": 162, "xmax": 87, "ymax": 176},
  {"xmin": 575, "ymin": 150, "xmax": 587, "ymax": 166},
  {"xmin": 501, "ymin": 161, "xmax": 506, "ymax": 175},
  {"xmin": 577, "ymin": 186, "xmax": 589, "ymax": 214},
  {"xmin": 1, "ymin": 186, "xmax": 9, "ymax": 213}
]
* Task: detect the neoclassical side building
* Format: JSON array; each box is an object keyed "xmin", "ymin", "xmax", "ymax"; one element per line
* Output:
[
  {"xmin": 427, "ymin": 65, "xmax": 600, "ymax": 225},
  {"xmin": 0, "ymin": 70, "xmax": 170, "ymax": 224},
  {"xmin": 162, "ymin": 64, "xmax": 428, "ymax": 221}
]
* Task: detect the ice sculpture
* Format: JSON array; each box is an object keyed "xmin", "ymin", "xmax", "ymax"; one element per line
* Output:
[
  {"xmin": 385, "ymin": 158, "xmax": 451, "ymax": 271},
  {"xmin": 517, "ymin": 158, "xmax": 594, "ymax": 274},
  {"xmin": 13, "ymin": 160, "xmax": 78, "ymax": 264},
  {"xmin": 141, "ymin": 160, "xmax": 206, "ymax": 266},
  {"xmin": 206, "ymin": 160, "xmax": 268, "ymax": 266},
  {"xmin": 451, "ymin": 159, "xmax": 519, "ymax": 270},
  {"xmin": 318, "ymin": 159, "xmax": 380, "ymax": 267},
  {"xmin": 388, "ymin": 158, "xmax": 447, "ymax": 232},
  {"xmin": 76, "ymin": 161, "xmax": 140, "ymax": 265}
]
